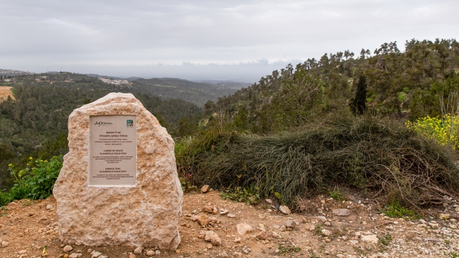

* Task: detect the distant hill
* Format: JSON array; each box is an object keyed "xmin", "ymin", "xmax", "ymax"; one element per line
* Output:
[
  {"xmin": 82, "ymin": 75, "xmax": 239, "ymax": 106},
  {"xmin": 194, "ymin": 80, "xmax": 251, "ymax": 90},
  {"xmin": 131, "ymin": 77, "xmax": 238, "ymax": 107},
  {"xmin": 85, "ymin": 74, "xmax": 142, "ymax": 82}
]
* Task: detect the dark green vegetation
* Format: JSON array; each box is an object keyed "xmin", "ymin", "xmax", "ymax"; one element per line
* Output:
[
  {"xmin": 0, "ymin": 73, "xmax": 209, "ymax": 189},
  {"xmin": 2, "ymin": 38, "xmax": 459, "ymax": 214},
  {"xmin": 177, "ymin": 114, "xmax": 459, "ymax": 209},
  {"xmin": 178, "ymin": 38, "xmax": 459, "ymax": 212},
  {"xmin": 0, "ymin": 156, "xmax": 63, "ymax": 206},
  {"xmin": 206, "ymin": 39, "xmax": 459, "ymax": 134}
]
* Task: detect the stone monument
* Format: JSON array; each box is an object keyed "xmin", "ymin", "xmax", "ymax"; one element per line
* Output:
[{"xmin": 53, "ymin": 93, "xmax": 183, "ymax": 249}]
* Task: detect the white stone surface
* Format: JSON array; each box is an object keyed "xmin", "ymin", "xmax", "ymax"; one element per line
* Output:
[
  {"xmin": 53, "ymin": 93, "xmax": 183, "ymax": 249},
  {"xmin": 362, "ymin": 235, "xmax": 379, "ymax": 244},
  {"xmin": 237, "ymin": 223, "xmax": 253, "ymax": 236}
]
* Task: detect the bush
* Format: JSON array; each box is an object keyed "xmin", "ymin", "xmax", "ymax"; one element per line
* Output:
[
  {"xmin": 406, "ymin": 114, "xmax": 459, "ymax": 149},
  {"xmin": 383, "ymin": 200, "xmax": 420, "ymax": 219},
  {"xmin": 7, "ymin": 155, "xmax": 63, "ymax": 201},
  {"xmin": 178, "ymin": 114, "xmax": 459, "ymax": 209},
  {"xmin": 0, "ymin": 191, "xmax": 12, "ymax": 207}
]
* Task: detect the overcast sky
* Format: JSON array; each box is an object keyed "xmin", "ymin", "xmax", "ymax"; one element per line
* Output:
[{"xmin": 1, "ymin": 1, "xmax": 458, "ymax": 82}]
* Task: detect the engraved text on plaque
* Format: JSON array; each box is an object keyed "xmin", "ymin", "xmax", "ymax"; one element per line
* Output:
[{"xmin": 89, "ymin": 115, "xmax": 137, "ymax": 186}]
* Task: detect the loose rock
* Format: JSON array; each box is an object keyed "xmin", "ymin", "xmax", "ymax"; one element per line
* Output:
[
  {"xmin": 197, "ymin": 214, "xmax": 210, "ymax": 227},
  {"xmin": 91, "ymin": 251, "xmax": 102, "ymax": 258},
  {"xmin": 284, "ymin": 219, "xmax": 295, "ymax": 229},
  {"xmin": 202, "ymin": 205, "xmax": 213, "ymax": 214},
  {"xmin": 201, "ymin": 185, "xmax": 210, "ymax": 193},
  {"xmin": 205, "ymin": 231, "xmax": 222, "ymax": 246},
  {"xmin": 255, "ymin": 231, "xmax": 269, "ymax": 240},
  {"xmin": 237, "ymin": 223, "xmax": 253, "ymax": 236},
  {"xmin": 362, "ymin": 235, "xmax": 379, "ymax": 244},
  {"xmin": 317, "ymin": 216, "xmax": 327, "ymax": 222},
  {"xmin": 439, "ymin": 213, "xmax": 451, "ymax": 220},
  {"xmin": 278, "ymin": 205, "xmax": 291, "ymax": 215},
  {"xmin": 321, "ymin": 229, "xmax": 332, "ymax": 236},
  {"xmin": 134, "ymin": 246, "xmax": 143, "ymax": 254},
  {"xmin": 332, "ymin": 208, "xmax": 351, "ymax": 216},
  {"xmin": 63, "ymin": 245, "xmax": 73, "ymax": 252}
]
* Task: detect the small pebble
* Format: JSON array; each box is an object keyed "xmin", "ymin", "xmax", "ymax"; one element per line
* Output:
[
  {"xmin": 63, "ymin": 245, "xmax": 73, "ymax": 252},
  {"xmin": 134, "ymin": 246, "xmax": 143, "ymax": 254}
]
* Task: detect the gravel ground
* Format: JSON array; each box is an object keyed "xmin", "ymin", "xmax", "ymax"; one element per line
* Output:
[{"xmin": 0, "ymin": 190, "xmax": 458, "ymax": 257}]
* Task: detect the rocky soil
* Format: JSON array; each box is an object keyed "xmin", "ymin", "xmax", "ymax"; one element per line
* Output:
[{"xmin": 1, "ymin": 188, "xmax": 459, "ymax": 258}]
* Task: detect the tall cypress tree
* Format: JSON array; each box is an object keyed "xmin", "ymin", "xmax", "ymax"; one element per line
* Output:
[{"xmin": 351, "ymin": 75, "xmax": 367, "ymax": 115}]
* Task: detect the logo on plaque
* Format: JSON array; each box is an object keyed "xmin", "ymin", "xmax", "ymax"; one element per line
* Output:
[{"xmin": 126, "ymin": 119, "xmax": 134, "ymax": 127}]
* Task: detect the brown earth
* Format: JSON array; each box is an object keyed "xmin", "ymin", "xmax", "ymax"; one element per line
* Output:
[
  {"xmin": 1, "ymin": 190, "xmax": 459, "ymax": 258},
  {"xmin": 0, "ymin": 87, "xmax": 14, "ymax": 101}
]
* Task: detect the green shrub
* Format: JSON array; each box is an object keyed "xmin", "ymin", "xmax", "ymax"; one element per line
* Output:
[
  {"xmin": 328, "ymin": 188, "xmax": 344, "ymax": 202},
  {"xmin": 178, "ymin": 114, "xmax": 459, "ymax": 209},
  {"xmin": 378, "ymin": 234, "xmax": 393, "ymax": 246},
  {"xmin": 8, "ymin": 155, "xmax": 63, "ymax": 201},
  {"xmin": 383, "ymin": 200, "xmax": 420, "ymax": 219},
  {"xmin": 0, "ymin": 192, "xmax": 12, "ymax": 207},
  {"xmin": 220, "ymin": 186, "xmax": 260, "ymax": 205},
  {"xmin": 406, "ymin": 114, "xmax": 459, "ymax": 149}
]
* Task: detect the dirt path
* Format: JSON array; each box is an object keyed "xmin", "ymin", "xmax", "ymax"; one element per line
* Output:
[
  {"xmin": 0, "ymin": 190, "xmax": 458, "ymax": 258},
  {"xmin": 0, "ymin": 87, "xmax": 14, "ymax": 101}
]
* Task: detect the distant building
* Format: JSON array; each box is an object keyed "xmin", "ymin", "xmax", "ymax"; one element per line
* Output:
[{"xmin": 98, "ymin": 77, "xmax": 129, "ymax": 85}]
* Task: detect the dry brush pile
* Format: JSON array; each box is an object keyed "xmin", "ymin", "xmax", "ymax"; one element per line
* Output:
[{"xmin": 177, "ymin": 115, "xmax": 459, "ymax": 210}]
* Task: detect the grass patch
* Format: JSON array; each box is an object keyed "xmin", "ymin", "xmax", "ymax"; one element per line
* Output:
[
  {"xmin": 383, "ymin": 200, "xmax": 421, "ymax": 219},
  {"xmin": 278, "ymin": 244, "xmax": 300, "ymax": 255},
  {"xmin": 379, "ymin": 234, "xmax": 393, "ymax": 246},
  {"xmin": 220, "ymin": 186, "xmax": 260, "ymax": 205},
  {"xmin": 446, "ymin": 252, "xmax": 459, "ymax": 258},
  {"xmin": 328, "ymin": 188, "xmax": 344, "ymax": 201}
]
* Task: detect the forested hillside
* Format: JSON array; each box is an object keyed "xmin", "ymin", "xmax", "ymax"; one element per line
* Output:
[
  {"xmin": 131, "ymin": 78, "xmax": 237, "ymax": 107},
  {"xmin": 205, "ymin": 39, "xmax": 459, "ymax": 134},
  {"xmin": 0, "ymin": 73, "xmax": 203, "ymax": 189},
  {"xmin": 177, "ymin": 38, "xmax": 459, "ymax": 210}
]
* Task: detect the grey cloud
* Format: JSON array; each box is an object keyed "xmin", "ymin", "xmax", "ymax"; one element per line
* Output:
[{"xmin": 0, "ymin": 0, "xmax": 458, "ymax": 81}]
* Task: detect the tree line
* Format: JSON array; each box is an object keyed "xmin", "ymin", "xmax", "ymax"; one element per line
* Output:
[
  {"xmin": 204, "ymin": 39, "xmax": 459, "ymax": 134},
  {"xmin": 0, "ymin": 74, "xmax": 204, "ymax": 190}
]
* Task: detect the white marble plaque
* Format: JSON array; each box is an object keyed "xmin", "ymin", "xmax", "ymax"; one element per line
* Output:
[{"xmin": 89, "ymin": 115, "xmax": 137, "ymax": 186}]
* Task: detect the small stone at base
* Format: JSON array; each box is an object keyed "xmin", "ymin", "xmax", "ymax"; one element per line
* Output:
[{"xmin": 134, "ymin": 246, "xmax": 143, "ymax": 254}]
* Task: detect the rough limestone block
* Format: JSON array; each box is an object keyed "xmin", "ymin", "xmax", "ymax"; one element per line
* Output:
[{"xmin": 53, "ymin": 93, "xmax": 183, "ymax": 249}]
